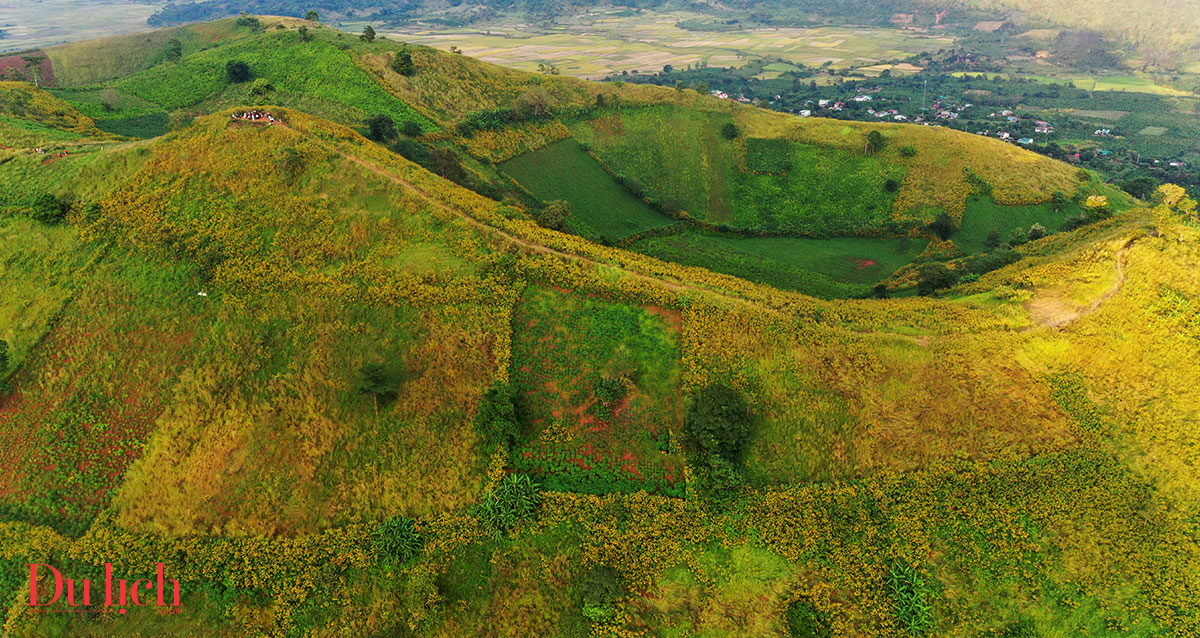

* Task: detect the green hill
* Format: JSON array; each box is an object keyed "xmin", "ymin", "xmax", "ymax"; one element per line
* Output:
[{"xmin": 0, "ymin": 18, "xmax": 1198, "ymax": 638}]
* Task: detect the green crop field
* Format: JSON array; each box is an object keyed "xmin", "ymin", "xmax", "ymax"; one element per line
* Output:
[
  {"xmin": 568, "ymin": 105, "xmax": 737, "ymax": 222},
  {"xmin": 500, "ymin": 139, "xmax": 675, "ymax": 240},
  {"xmin": 954, "ymin": 196, "xmax": 1088, "ymax": 254},
  {"xmin": 727, "ymin": 139, "xmax": 902, "ymax": 234},
  {"xmin": 569, "ymin": 105, "xmax": 903, "ymax": 234},
  {"xmin": 629, "ymin": 231, "xmax": 928, "ymax": 298}
]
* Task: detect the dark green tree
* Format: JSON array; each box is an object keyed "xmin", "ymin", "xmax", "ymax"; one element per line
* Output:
[
  {"xmin": 165, "ymin": 38, "xmax": 183, "ymax": 61},
  {"xmin": 581, "ymin": 565, "xmax": 622, "ymax": 622},
  {"xmin": 1119, "ymin": 176, "xmax": 1158, "ymax": 200},
  {"xmin": 391, "ymin": 51, "xmax": 416, "ymax": 76},
  {"xmin": 534, "ymin": 200, "xmax": 571, "ymax": 232},
  {"xmin": 0, "ymin": 340, "xmax": 9, "ymax": 375},
  {"xmin": 984, "ymin": 229, "xmax": 1002, "ymax": 250},
  {"xmin": 29, "ymin": 192, "xmax": 66, "ymax": 224},
  {"xmin": 225, "ymin": 60, "xmax": 251, "ymax": 83},
  {"xmin": 1027, "ymin": 223, "xmax": 1046, "ymax": 241},
  {"xmin": 926, "ymin": 213, "xmax": 956, "ymax": 241},
  {"xmin": 361, "ymin": 25, "xmax": 376, "ymax": 43},
  {"xmin": 365, "ymin": 113, "xmax": 397, "ymax": 142},
  {"xmin": 400, "ymin": 120, "xmax": 422, "ymax": 137},
  {"xmin": 720, "ymin": 122, "xmax": 739, "ymax": 139},
  {"xmin": 473, "ymin": 382, "xmax": 520, "ymax": 450},
  {"xmin": 305, "ymin": 9, "xmax": 320, "ymax": 21},
  {"xmin": 298, "ymin": 25, "xmax": 312, "ymax": 42},
  {"xmin": 357, "ymin": 362, "xmax": 400, "ymax": 415},
  {"xmin": 683, "ymin": 384, "xmax": 752, "ymax": 465},
  {"xmin": 916, "ymin": 263, "xmax": 958, "ymax": 296},
  {"xmin": 873, "ymin": 283, "xmax": 890, "ymax": 299},
  {"xmin": 865, "ymin": 130, "xmax": 885, "ymax": 153},
  {"xmin": 431, "ymin": 147, "xmax": 464, "ymax": 181}
]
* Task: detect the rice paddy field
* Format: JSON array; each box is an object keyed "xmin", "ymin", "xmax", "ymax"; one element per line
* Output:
[
  {"xmin": 950, "ymin": 71, "xmax": 1193, "ymax": 96},
  {"xmin": 384, "ymin": 10, "xmax": 952, "ymax": 79}
]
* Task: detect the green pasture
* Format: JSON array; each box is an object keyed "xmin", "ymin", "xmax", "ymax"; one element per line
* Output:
[{"xmin": 500, "ymin": 139, "xmax": 675, "ymax": 240}]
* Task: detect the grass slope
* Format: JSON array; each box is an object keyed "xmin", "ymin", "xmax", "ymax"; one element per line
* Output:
[
  {"xmin": 110, "ymin": 30, "xmax": 435, "ymax": 131},
  {"xmin": 500, "ymin": 139, "xmax": 674, "ymax": 240}
]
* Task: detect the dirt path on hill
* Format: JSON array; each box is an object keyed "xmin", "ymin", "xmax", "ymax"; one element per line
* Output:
[
  {"xmin": 342, "ymin": 153, "xmax": 792, "ymax": 317},
  {"xmin": 1024, "ymin": 237, "xmax": 1136, "ymax": 330}
]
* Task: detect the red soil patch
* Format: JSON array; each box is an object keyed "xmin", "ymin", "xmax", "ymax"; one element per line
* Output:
[
  {"xmin": 0, "ymin": 52, "xmax": 56, "ymax": 86},
  {"xmin": 854, "ymin": 258, "xmax": 878, "ymax": 269},
  {"xmin": 589, "ymin": 113, "xmax": 626, "ymax": 142},
  {"xmin": 644, "ymin": 305, "xmax": 682, "ymax": 333}
]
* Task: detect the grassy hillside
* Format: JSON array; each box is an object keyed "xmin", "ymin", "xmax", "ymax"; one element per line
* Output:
[
  {"xmin": 0, "ymin": 81, "xmax": 110, "ymax": 144},
  {"xmin": 0, "ymin": 18, "xmax": 1198, "ymax": 638}
]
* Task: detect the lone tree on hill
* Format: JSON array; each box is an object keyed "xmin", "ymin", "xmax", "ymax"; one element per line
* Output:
[
  {"xmin": 358, "ymin": 362, "xmax": 401, "ymax": 415},
  {"xmin": 400, "ymin": 120, "xmax": 422, "ymax": 137},
  {"xmin": 165, "ymin": 38, "xmax": 183, "ymax": 61},
  {"xmin": 391, "ymin": 50, "xmax": 415, "ymax": 76},
  {"xmin": 984, "ymin": 229, "xmax": 1001, "ymax": 250},
  {"xmin": 683, "ymin": 384, "xmax": 752, "ymax": 465},
  {"xmin": 365, "ymin": 113, "xmax": 397, "ymax": 142},
  {"xmin": 305, "ymin": 9, "xmax": 320, "ymax": 21},
  {"xmin": 865, "ymin": 130, "xmax": 886, "ymax": 154},
  {"xmin": 29, "ymin": 192, "xmax": 67, "ymax": 225},
  {"xmin": 225, "ymin": 60, "xmax": 251, "ymax": 83},
  {"xmin": 534, "ymin": 200, "xmax": 571, "ymax": 232},
  {"xmin": 917, "ymin": 263, "xmax": 958, "ymax": 296},
  {"xmin": 721, "ymin": 122, "xmax": 739, "ymax": 139},
  {"xmin": 361, "ymin": 25, "xmax": 376, "ymax": 43},
  {"xmin": 431, "ymin": 147, "xmax": 464, "ymax": 181},
  {"xmin": 927, "ymin": 213, "xmax": 957, "ymax": 241}
]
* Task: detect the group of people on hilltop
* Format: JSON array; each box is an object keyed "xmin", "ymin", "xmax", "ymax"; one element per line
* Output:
[
  {"xmin": 232, "ymin": 110, "xmax": 277, "ymax": 125},
  {"xmin": 32, "ymin": 148, "xmax": 68, "ymax": 158}
]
